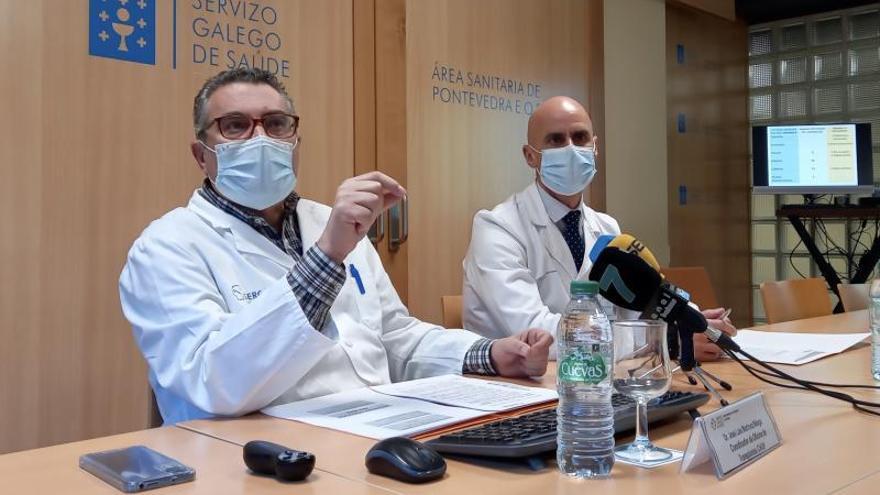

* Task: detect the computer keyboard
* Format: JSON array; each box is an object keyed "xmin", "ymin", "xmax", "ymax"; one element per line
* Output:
[{"xmin": 425, "ymin": 390, "xmax": 709, "ymax": 459}]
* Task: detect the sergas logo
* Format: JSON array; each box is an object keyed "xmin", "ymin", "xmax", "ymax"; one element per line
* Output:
[
  {"xmin": 87, "ymin": 1, "xmax": 292, "ymax": 76},
  {"xmin": 89, "ymin": 0, "xmax": 156, "ymax": 65},
  {"xmin": 231, "ymin": 285, "xmax": 262, "ymax": 302}
]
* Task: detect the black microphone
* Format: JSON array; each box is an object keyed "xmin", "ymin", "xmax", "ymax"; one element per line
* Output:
[
  {"xmin": 588, "ymin": 246, "xmax": 705, "ymax": 328},
  {"xmin": 640, "ymin": 280, "xmax": 708, "ymax": 331},
  {"xmin": 642, "ymin": 284, "xmax": 705, "ymax": 370},
  {"xmin": 588, "ymin": 246, "xmax": 708, "ymax": 369},
  {"xmin": 587, "ymin": 246, "xmax": 662, "ymax": 311}
]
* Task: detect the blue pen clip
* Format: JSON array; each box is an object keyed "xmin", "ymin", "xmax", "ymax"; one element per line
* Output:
[{"xmin": 349, "ymin": 264, "xmax": 366, "ymax": 295}]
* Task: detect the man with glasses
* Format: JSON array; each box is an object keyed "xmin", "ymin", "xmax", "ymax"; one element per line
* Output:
[
  {"xmin": 461, "ymin": 96, "xmax": 735, "ymax": 361},
  {"xmin": 119, "ymin": 68, "xmax": 551, "ymax": 424}
]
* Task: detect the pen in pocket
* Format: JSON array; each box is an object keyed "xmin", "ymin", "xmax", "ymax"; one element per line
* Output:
[{"xmin": 349, "ymin": 264, "xmax": 366, "ymax": 295}]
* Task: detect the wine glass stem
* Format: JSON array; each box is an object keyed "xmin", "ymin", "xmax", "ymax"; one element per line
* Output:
[{"xmin": 633, "ymin": 398, "xmax": 651, "ymax": 449}]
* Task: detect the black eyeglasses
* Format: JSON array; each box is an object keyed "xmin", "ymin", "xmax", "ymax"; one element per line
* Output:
[{"xmin": 206, "ymin": 112, "xmax": 300, "ymax": 140}]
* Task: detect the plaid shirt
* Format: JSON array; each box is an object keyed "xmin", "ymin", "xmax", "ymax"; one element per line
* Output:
[{"xmin": 198, "ymin": 181, "xmax": 495, "ymax": 375}]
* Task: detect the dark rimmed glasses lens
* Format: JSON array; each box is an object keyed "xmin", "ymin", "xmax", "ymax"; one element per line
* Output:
[{"xmin": 216, "ymin": 112, "xmax": 299, "ymax": 140}]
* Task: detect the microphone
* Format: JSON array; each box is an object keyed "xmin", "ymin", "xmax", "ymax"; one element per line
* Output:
[
  {"xmin": 589, "ymin": 234, "xmax": 661, "ymax": 271},
  {"xmin": 589, "ymin": 236, "xmax": 735, "ymax": 400},
  {"xmin": 587, "ymin": 244, "xmax": 708, "ymax": 370},
  {"xmin": 588, "ymin": 245, "xmax": 705, "ymax": 328},
  {"xmin": 589, "ymin": 234, "xmax": 694, "ymax": 302},
  {"xmin": 586, "ymin": 245, "xmax": 662, "ymax": 311},
  {"xmin": 640, "ymin": 282, "xmax": 707, "ymax": 333}
]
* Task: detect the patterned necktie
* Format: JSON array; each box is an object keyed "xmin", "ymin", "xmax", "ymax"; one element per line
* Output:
[{"xmin": 560, "ymin": 210, "xmax": 585, "ymax": 273}]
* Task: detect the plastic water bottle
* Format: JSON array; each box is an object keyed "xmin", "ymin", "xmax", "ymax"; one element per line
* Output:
[
  {"xmin": 870, "ymin": 279, "xmax": 880, "ymax": 381},
  {"xmin": 556, "ymin": 280, "xmax": 615, "ymax": 478}
]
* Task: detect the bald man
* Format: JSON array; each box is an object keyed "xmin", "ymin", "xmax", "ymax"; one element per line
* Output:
[{"xmin": 461, "ymin": 96, "xmax": 735, "ymax": 361}]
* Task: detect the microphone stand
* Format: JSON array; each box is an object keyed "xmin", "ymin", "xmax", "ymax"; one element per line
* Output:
[
  {"xmin": 689, "ymin": 368, "xmax": 730, "ymax": 407},
  {"xmin": 668, "ymin": 321, "xmax": 732, "ymax": 407}
]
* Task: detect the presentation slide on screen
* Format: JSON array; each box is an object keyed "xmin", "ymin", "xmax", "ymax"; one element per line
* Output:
[{"xmin": 767, "ymin": 124, "xmax": 858, "ymax": 187}]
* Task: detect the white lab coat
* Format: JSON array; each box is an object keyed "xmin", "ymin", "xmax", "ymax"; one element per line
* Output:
[
  {"xmin": 463, "ymin": 182, "xmax": 630, "ymax": 346},
  {"xmin": 119, "ymin": 191, "xmax": 482, "ymax": 424}
]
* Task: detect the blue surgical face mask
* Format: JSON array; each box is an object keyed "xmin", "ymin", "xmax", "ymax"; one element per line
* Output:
[
  {"xmin": 532, "ymin": 143, "xmax": 597, "ymax": 196},
  {"xmin": 201, "ymin": 135, "xmax": 297, "ymax": 210}
]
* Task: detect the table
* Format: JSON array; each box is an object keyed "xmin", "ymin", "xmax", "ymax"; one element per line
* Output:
[
  {"xmin": 2, "ymin": 311, "xmax": 878, "ymax": 494},
  {"xmin": 0, "ymin": 426, "xmax": 394, "ymax": 494},
  {"xmin": 179, "ymin": 310, "xmax": 880, "ymax": 494},
  {"xmin": 777, "ymin": 205, "xmax": 880, "ymax": 312},
  {"xmin": 837, "ymin": 470, "xmax": 880, "ymax": 494}
]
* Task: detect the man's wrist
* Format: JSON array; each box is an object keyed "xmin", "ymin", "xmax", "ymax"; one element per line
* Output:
[
  {"xmin": 287, "ymin": 246, "xmax": 346, "ymax": 331},
  {"xmin": 463, "ymin": 338, "xmax": 497, "ymax": 376},
  {"xmin": 315, "ymin": 235, "xmax": 347, "ymax": 264}
]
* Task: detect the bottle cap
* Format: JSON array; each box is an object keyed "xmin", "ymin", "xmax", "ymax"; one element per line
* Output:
[{"xmin": 571, "ymin": 280, "xmax": 598, "ymax": 296}]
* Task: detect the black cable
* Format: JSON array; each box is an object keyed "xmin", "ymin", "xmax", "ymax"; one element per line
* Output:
[
  {"xmin": 850, "ymin": 219, "xmax": 871, "ymax": 254},
  {"xmin": 736, "ymin": 347, "xmax": 877, "ymax": 408},
  {"xmin": 753, "ymin": 367, "xmax": 880, "ymax": 389},
  {"xmin": 720, "ymin": 349, "xmax": 793, "ymax": 392},
  {"xmin": 817, "ymin": 219, "xmax": 849, "ymax": 263},
  {"xmin": 726, "ymin": 350, "xmax": 880, "ymax": 417},
  {"xmin": 849, "ymin": 220, "xmax": 871, "ymax": 278},
  {"xmin": 722, "ymin": 349, "xmax": 810, "ymax": 390},
  {"xmin": 724, "ymin": 350, "xmax": 880, "ymax": 390},
  {"xmin": 808, "ymin": 213, "xmax": 877, "ymax": 283},
  {"xmin": 821, "ymin": 219, "xmax": 848, "ymax": 256},
  {"xmin": 788, "ymin": 237, "xmax": 807, "ymax": 278},
  {"xmin": 803, "ymin": 194, "xmax": 829, "ymax": 205},
  {"xmin": 722, "ymin": 347, "xmax": 880, "ymax": 417}
]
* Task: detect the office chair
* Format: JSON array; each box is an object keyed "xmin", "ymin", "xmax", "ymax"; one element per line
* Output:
[
  {"xmin": 440, "ymin": 295, "xmax": 463, "ymax": 328},
  {"xmin": 759, "ymin": 277, "xmax": 833, "ymax": 324},
  {"xmin": 837, "ymin": 283, "xmax": 870, "ymax": 312},
  {"xmin": 660, "ymin": 266, "xmax": 720, "ymax": 310}
]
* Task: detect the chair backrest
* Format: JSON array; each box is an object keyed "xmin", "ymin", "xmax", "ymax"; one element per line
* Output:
[
  {"xmin": 837, "ymin": 283, "xmax": 870, "ymax": 312},
  {"xmin": 759, "ymin": 277, "xmax": 833, "ymax": 324},
  {"xmin": 659, "ymin": 266, "xmax": 720, "ymax": 309},
  {"xmin": 441, "ymin": 295, "xmax": 463, "ymax": 328}
]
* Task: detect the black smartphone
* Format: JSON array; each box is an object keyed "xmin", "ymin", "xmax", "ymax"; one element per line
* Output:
[{"xmin": 79, "ymin": 445, "xmax": 196, "ymax": 492}]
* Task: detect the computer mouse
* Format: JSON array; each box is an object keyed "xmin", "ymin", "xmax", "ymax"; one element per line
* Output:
[{"xmin": 365, "ymin": 437, "xmax": 446, "ymax": 483}]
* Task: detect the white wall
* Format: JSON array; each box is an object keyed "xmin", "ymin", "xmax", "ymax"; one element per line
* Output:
[{"xmin": 603, "ymin": 0, "xmax": 670, "ymax": 264}]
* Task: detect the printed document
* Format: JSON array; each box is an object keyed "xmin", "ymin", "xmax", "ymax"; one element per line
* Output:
[
  {"xmin": 371, "ymin": 374, "xmax": 557, "ymax": 412},
  {"xmin": 262, "ymin": 375, "xmax": 557, "ymax": 439},
  {"xmin": 730, "ymin": 330, "xmax": 869, "ymax": 365}
]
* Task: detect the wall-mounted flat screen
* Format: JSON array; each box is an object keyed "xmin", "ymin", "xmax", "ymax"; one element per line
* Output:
[{"xmin": 752, "ymin": 123, "xmax": 873, "ymax": 195}]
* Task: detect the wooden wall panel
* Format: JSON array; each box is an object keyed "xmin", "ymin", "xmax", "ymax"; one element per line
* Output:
[
  {"xmin": 671, "ymin": 0, "xmax": 735, "ymax": 21},
  {"xmin": 0, "ymin": 0, "xmax": 44, "ymax": 455},
  {"xmin": 586, "ymin": 0, "xmax": 606, "ymax": 212},
  {"xmin": 666, "ymin": 4, "xmax": 751, "ymax": 326},
  {"xmin": 604, "ymin": 0, "xmax": 670, "ymax": 265},
  {"xmin": 354, "ymin": 0, "xmax": 377, "ymax": 178},
  {"xmin": 404, "ymin": 0, "xmax": 594, "ymax": 325},
  {"xmin": 0, "ymin": 0, "xmax": 354, "ymax": 453},
  {"xmin": 289, "ymin": 2, "xmax": 355, "ymax": 203},
  {"xmin": 375, "ymin": 0, "xmax": 409, "ymax": 301}
]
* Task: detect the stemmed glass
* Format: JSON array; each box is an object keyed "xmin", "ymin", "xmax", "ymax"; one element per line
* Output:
[{"xmin": 612, "ymin": 320, "xmax": 675, "ymax": 463}]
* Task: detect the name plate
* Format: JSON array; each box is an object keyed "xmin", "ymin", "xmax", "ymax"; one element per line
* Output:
[{"xmin": 680, "ymin": 392, "xmax": 782, "ymax": 479}]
